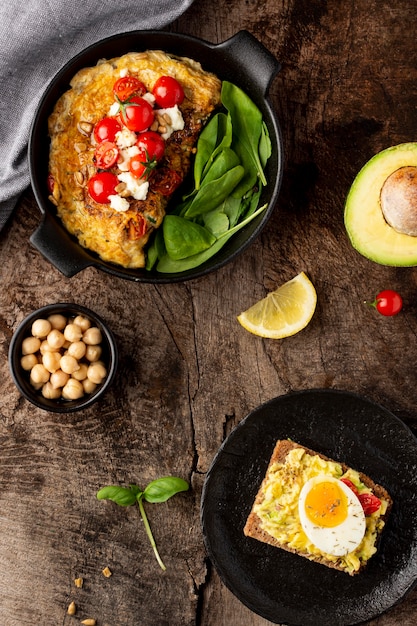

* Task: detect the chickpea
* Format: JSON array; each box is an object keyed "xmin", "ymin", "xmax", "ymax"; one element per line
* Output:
[
  {"xmin": 83, "ymin": 327, "xmax": 102, "ymax": 345},
  {"xmin": 39, "ymin": 339, "xmax": 57, "ymax": 354},
  {"xmin": 62, "ymin": 378, "xmax": 84, "ymax": 400},
  {"xmin": 71, "ymin": 362, "xmax": 88, "ymax": 381},
  {"xmin": 47, "ymin": 313, "xmax": 67, "ymax": 330},
  {"xmin": 21, "ymin": 353, "xmax": 38, "ymax": 371},
  {"xmin": 67, "ymin": 340, "xmax": 86, "ymax": 360},
  {"xmin": 42, "ymin": 351, "xmax": 62, "ymax": 373},
  {"xmin": 82, "ymin": 378, "xmax": 97, "ymax": 394},
  {"xmin": 22, "ymin": 336, "xmax": 41, "ymax": 355},
  {"xmin": 42, "ymin": 381, "xmax": 61, "ymax": 400},
  {"xmin": 87, "ymin": 361, "xmax": 107, "ymax": 384},
  {"xmin": 64, "ymin": 323, "xmax": 83, "ymax": 343},
  {"xmin": 50, "ymin": 369, "xmax": 70, "ymax": 389},
  {"xmin": 30, "ymin": 363, "xmax": 50, "ymax": 385},
  {"xmin": 85, "ymin": 344, "xmax": 102, "ymax": 362},
  {"xmin": 31, "ymin": 318, "xmax": 52, "ymax": 339},
  {"xmin": 60, "ymin": 354, "xmax": 80, "ymax": 375},
  {"xmin": 47, "ymin": 329, "xmax": 65, "ymax": 350},
  {"xmin": 73, "ymin": 315, "xmax": 91, "ymax": 331}
]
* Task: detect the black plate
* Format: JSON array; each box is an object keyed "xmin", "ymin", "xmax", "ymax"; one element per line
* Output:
[{"xmin": 201, "ymin": 389, "xmax": 417, "ymax": 626}]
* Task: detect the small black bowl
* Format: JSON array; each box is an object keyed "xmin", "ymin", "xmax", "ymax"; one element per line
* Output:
[
  {"xmin": 8, "ymin": 303, "xmax": 118, "ymax": 413},
  {"xmin": 28, "ymin": 29, "xmax": 283, "ymax": 282}
]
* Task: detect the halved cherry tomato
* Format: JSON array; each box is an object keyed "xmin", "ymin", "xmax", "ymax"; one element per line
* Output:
[
  {"xmin": 88, "ymin": 172, "xmax": 119, "ymax": 204},
  {"xmin": 152, "ymin": 76, "xmax": 184, "ymax": 108},
  {"xmin": 340, "ymin": 478, "xmax": 359, "ymax": 497},
  {"xmin": 372, "ymin": 289, "xmax": 403, "ymax": 316},
  {"xmin": 121, "ymin": 96, "xmax": 154, "ymax": 132},
  {"xmin": 94, "ymin": 141, "xmax": 119, "ymax": 169},
  {"xmin": 136, "ymin": 131, "xmax": 165, "ymax": 161},
  {"xmin": 93, "ymin": 117, "xmax": 121, "ymax": 143},
  {"xmin": 113, "ymin": 76, "xmax": 146, "ymax": 102},
  {"xmin": 127, "ymin": 215, "xmax": 147, "ymax": 240},
  {"xmin": 151, "ymin": 167, "xmax": 182, "ymax": 196},
  {"xmin": 129, "ymin": 149, "xmax": 157, "ymax": 180},
  {"xmin": 358, "ymin": 493, "xmax": 381, "ymax": 515}
]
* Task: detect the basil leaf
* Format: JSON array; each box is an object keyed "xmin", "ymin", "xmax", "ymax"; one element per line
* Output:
[
  {"xmin": 96, "ymin": 485, "xmax": 138, "ymax": 507},
  {"xmin": 143, "ymin": 477, "xmax": 189, "ymax": 503}
]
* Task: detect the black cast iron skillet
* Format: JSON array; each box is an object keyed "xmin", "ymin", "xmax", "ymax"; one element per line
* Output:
[{"xmin": 29, "ymin": 30, "xmax": 283, "ymax": 282}]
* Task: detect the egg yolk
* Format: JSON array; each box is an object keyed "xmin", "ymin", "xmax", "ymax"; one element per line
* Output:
[{"xmin": 304, "ymin": 481, "xmax": 348, "ymax": 527}]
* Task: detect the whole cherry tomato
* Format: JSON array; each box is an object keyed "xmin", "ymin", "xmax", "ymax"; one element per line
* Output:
[
  {"xmin": 358, "ymin": 493, "xmax": 381, "ymax": 515},
  {"xmin": 113, "ymin": 76, "xmax": 146, "ymax": 102},
  {"xmin": 136, "ymin": 131, "xmax": 165, "ymax": 161},
  {"xmin": 152, "ymin": 76, "xmax": 184, "ymax": 108},
  {"xmin": 88, "ymin": 172, "xmax": 119, "ymax": 204},
  {"xmin": 94, "ymin": 141, "xmax": 119, "ymax": 169},
  {"xmin": 372, "ymin": 289, "xmax": 403, "ymax": 316},
  {"xmin": 93, "ymin": 117, "xmax": 121, "ymax": 143},
  {"xmin": 121, "ymin": 96, "xmax": 154, "ymax": 132},
  {"xmin": 129, "ymin": 149, "xmax": 157, "ymax": 180},
  {"xmin": 151, "ymin": 167, "xmax": 182, "ymax": 196}
]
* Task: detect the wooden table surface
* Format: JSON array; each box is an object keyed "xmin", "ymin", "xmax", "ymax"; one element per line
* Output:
[{"xmin": 1, "ymin": 0, "xmax": 417, "ymax": 624}]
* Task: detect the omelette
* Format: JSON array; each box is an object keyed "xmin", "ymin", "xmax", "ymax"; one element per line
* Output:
[{"xmin": 48, "ymin": 50, "xmax": 222, "ymax": 268}]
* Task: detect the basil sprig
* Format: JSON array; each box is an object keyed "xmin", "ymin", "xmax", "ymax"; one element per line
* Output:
[{"xmin": 97, "ymin": 476, "xmax": 189, "ymax": 571}]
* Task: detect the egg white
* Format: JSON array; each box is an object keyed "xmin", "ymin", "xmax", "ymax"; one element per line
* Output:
[{"xmin": 298, "ymin": 475, "xmax": 366, "ymax": 557}]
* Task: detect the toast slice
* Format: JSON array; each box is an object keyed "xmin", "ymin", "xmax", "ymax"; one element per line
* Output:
[{"xmin": 244, "ymin": 440, "xmax": 393, "ymax": 575}]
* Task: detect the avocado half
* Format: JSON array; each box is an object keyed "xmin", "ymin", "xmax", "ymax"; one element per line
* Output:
[{"xmin": 344, "ymin": 142, "xmax": 417, "ymax": 266}]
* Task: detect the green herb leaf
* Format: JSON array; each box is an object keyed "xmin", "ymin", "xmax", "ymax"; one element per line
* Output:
[
  {"xmin": 163, "ymin": 215, "xmax": 216, "ymax": 259},
  {"xmin": 96, "ymin": 485, "xmax": 138, "ymax": 507},
  {"xmin": 184, "ymin": 165, "xmax": 245, "ymax": 217},
  {"xmin": 143, "ymin": 477, "xmax": 189, "ymax": 503}
]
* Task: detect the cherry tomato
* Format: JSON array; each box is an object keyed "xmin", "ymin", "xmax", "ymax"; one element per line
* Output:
[
  {"xmin": 93, "ymin": 117, "xmax": 121, "ymax": 143},
  {"xmin": 47, "ymin": 174, "xmax": 55, "ymax": 193},
  {"xmin": 121, "ymin": 96, "xmax": 154, "ymax": 132},
  {"xmin": 373, "ymin": 289, "xmax": 403, "ymax": 316},
  {"xmin": 127, "ymin": 216, "xmax": 147, "ymax": 240},
  {"xmin": 113, "ymin": 76, "xmax": 146, "ymax": 102},
  {"xmin": 340, "ymin": 478, "xmax": 359, "ymax": 497},
  {"xmin": 88, "ymin": 172, "xmax": 119, "ymax": 204},
  {"xmin": 152, "ymin": 76, "xmax": 184, "ymax": 108},
  {"xmin": 94, "ymin": 141, "xmax": 119, "ymax": 169},
  {"xmin": 358, "ymin": 493, "xmax": 381, "ymax": 516},
  {"xmin": 136, "ymin": 131, "xmax": 165, "ymax": 161},
  {"xmin": 129, "ymin": 149, "xmax": 157, "ymax": 180},
  {"xmin": 151, "ymin": 167, "xmax": 182, "ymax": 196}
]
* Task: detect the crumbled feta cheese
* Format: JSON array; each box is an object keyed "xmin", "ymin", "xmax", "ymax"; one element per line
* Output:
[
  {"xmin": 143, "ymin": 92, "xmax": 156, "ymax": 106},
  {"xmin": 108, "ymin": 101, "xmax": 120, "ymax": 117},
  {"xmin": 117, "ymin": 171, "xmax": 149, "ymax": 200},
  {"xmin": 118, "ymin": 145, "xmax": 140, "ymax": 171},
  {"xmin": 109, "ymin": 194, "xmax": 130, "ymax": 212},
  {"xmin": 116, "ymin": 127, "xmax": 138, "ymax": 148},
  {"xmin": 158, "ymin": 105, "xmax": 185, "ymax": 139}
]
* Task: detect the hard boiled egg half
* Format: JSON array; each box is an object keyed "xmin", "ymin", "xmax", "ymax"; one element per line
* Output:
[{"xmin": 298, "ymin": 475, "xmax": 366, "ymax": 556}]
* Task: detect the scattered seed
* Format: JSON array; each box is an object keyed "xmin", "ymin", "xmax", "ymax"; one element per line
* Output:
[
  {"xmin": 78, "ymin": 121, "xmax": 94, "ymax": 136},
  {"xmin": 115, "ymin": 182, "xmax": 127, "ymax": 193},
  {"xmin": 158, "ymin": 125, "xmax": 167, "ymax": 134},
  {"xmin": 74, "ymin": 577, "xmax": 84, "ymax": 588},
  {"xmin": 102, "ymin": 566, "xmax": 112, "ymax": 578},
  {"xmin": 48, "ymin": 194, "xmax": 58, "ymax": 206},
  {"xmin": 162, "ymin": 113, "xmax": 172, "ymax": 125},
  {"xmin": 74, "ymin": 171, "xmax": 85, "ymax": 186},
  {"xmin": 150, "ymin": 119, "xmax": 159, "ymax": 132},
  {"xmin": 81, "ymin": 619, "xmax": 96, "ymax": 626},
  {"xmin": 67, "ymin": 601, "xmax": 76, "ymax": 615}
]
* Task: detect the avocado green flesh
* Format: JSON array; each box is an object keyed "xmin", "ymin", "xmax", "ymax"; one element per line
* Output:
[{"xmin": 344, "ymin": 142, "xmax": 417, "ymax": 266}]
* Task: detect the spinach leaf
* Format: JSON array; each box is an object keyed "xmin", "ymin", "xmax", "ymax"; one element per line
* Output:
[
  {"xmin": 163, "ymin": 215, "xmax": 216, "ymax": 259},
  {"xmin": 193, "ymin": 112, "xmax": 232, "ymax": 189},
  {"xmin": 185, "ymin": 165, "xmax": 244, "ymax": 217}
]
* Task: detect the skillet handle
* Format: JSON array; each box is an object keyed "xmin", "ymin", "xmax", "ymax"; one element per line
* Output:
[
  {"xmin": 30, "ymin": 214, "xmax": 92, "ymax": 278},
  {"xmin": 216, "ymin": 30, "xmax": 281, "ymax": 97}
]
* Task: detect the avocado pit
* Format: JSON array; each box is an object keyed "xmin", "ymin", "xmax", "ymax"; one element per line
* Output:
[{"xmin": 380, "ymin": 166, "xmax": 417, "ymax": 236}]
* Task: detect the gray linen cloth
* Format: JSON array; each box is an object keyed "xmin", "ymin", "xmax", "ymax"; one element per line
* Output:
[{"xmin": 0, "ymin": 0, "xmax": 194, "ymax": 231}]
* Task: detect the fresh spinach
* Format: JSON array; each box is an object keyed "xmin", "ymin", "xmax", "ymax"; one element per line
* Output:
[
  {"xmin": 145, "ymin": 81, "xmax": 271, "ymax": 273},
  {"xmin": 97, "ymin": 476, "xmax": 189, "ymax": 571}
]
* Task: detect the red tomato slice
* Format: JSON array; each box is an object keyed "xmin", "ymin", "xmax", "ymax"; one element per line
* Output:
[
  {"xmin": 121, "ymin": 96, "xmax": 154, "ymax": 132},
  {"xmin": 340, "ymin": 478, "xmax": 359, "ymax": 497},
  {"xmin": 88, "ymin": 172, "xmax": 119, "ymax": 204},
  {"xmin": 358, "ymin": 493, "xmax": 382, "ymax": 515},
  {"xmin": 152, "ymin": 76, "xmax": 184, "ymax": 108},
  {"xmin": 136, "ymin": 131, "xmax": 165, "ymax": 161},
  {"xmin": 127, "ymin": 215, "xmax": 147, "ymax": 240},
  {"xmin": 113, "ymin": 76, "xmax": 147, "ymax": 102},
  {"xmin": 93, "ymin": 117, "xmax": 121, "ymax": 143},
  {"xmin": 94, "ymin": 141, "xmax": 119, "ymax": 169}
]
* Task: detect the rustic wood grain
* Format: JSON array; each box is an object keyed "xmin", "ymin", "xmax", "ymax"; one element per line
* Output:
[{"xmin": 1, "ymin": 0, "xmax": 417, "ymax": 624}]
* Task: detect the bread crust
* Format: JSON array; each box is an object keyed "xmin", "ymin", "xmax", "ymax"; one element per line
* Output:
[{"xmin": 243, "ymin": 440, "xmax": 393, "ymax": 575}]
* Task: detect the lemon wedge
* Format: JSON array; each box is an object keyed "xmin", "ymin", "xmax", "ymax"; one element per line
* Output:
[{"xmin": 237, "ymin": 272, "xmax": 317, "ymax": 338}]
